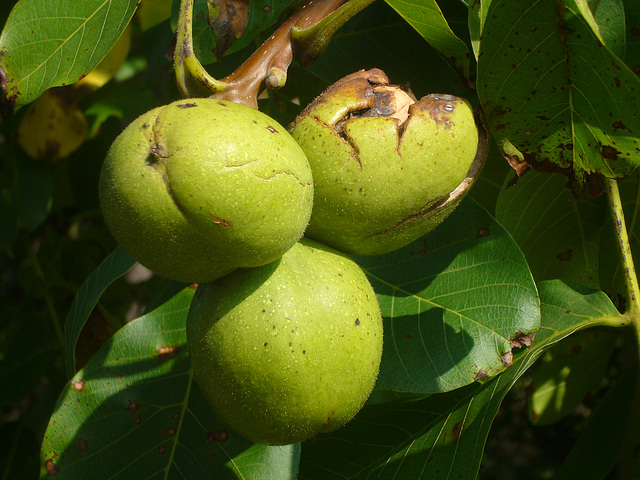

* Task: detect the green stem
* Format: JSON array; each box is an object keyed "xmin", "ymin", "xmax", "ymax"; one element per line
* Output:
[
  {"xmin": 605, "ymin": 177, "xmax": 640, "ymax": 479},
  {"xmin": 605, "ymin": 178, "xmax": 640, "ymax": 324},
  {"xmin": 174, "ymin": 0, "xmax": 228, "ymax": 98}
]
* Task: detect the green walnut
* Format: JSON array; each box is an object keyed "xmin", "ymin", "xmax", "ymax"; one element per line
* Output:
[
  {"xmin": 187, "ymin": 238, "xmax": 383, "ymax": 445},
  {"xmin": 290, "ymin": 68, "xmax": 485, "ymax": 256},
  {"xmin": 99, "ymin": 98, "xmax": 313, "ymax": 283}
]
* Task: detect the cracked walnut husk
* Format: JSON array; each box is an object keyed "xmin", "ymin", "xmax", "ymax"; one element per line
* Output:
[{"xmin": 290, "ymin": 68, "xmax": 487, "ymax": 256}]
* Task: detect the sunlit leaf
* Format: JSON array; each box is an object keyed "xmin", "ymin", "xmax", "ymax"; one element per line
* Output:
[
  {"xmin": 297, "ymin": 280, "xmax": 622, "ymax": 480},
  {"xmin": 356, "ymin": 198, "xmax": 540, "ymax": 394},
  {"xmin": 477, "ymin": 0, "xmax": 640, "ymax": 184},
  {"xmin": 0, "ymin": 0, "xmax": 138, "ymax": 108},
  {"xmin": 42, "ymin": 289, "xmax": 300, "ymax": 479},
  {"xmin": 468, "ymin": 0, "xmax": 492, "ymax": 60},
  {"xmin": 384, "ymin": 0, "xmax": 470, "ymax": 79},
  {"xmin": 495, "ymin": 169, "xmax": 607, "ymax": 288},
  {"xmin": 64, "ymin": 246, "xmax": 136, "ymax": 378}
]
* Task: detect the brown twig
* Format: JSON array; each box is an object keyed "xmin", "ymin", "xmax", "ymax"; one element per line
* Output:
[{"xmin": 174, "ymin": 0, "xmax": 376, "ymax": 108}]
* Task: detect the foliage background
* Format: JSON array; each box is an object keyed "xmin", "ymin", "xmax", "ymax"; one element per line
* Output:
[{"xmin": 0, "ymin": 0, "xmax": 639, "ymax": 478}]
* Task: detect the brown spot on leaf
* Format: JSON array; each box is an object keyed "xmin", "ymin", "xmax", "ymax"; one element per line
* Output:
[
  {"xmin": 476, "ymin": 227, "xmax": 490, "ymax": 238},
  {"xmin": 206, "ymin": 429, "xmax": 229, "ymax": 444},
  {"xmin": 555, "ymin": 249, "xmax": 573, "ymax": 262},
  {"xmin": 76, "ymin": 438, "xmax": 89, "ymax": 452},
  {"xmin": 501, "ymin": 351, "xmax": 513, "ymax": 367},
  {"xmin": 134, "ymin": 415, "xmax": 142, "ymax": 425},
  {"xmin": 177, "ymin": 102, "xmax": 197, "ymax": 109},
  {"xmin": 158, "ymin": 445, "xmax": 167, "ymax": 454},
  {"xmin": 157, "ymin": 346, "xmax": 180, "ymax": 360},
  {"xmin": 473, "ymin": 369, "xmax": 488, "ymax": 381},
  {"xmin": 614, "ymin": 77, "xmax": 621, "ymax": 88},
  {"xmin": 72, "ymin": 380, "xmax": 86, "ymax": 392},
  {"xmin": 505, "ymin": 154, "xmax": 530, "ymax": 177},
  {"xmin": 510, "ymin": 330, "xmax": 536, "ymax": 349},
  {"xmin": 45, "ymin": 459, "xmax": 59, "ymax": 476},
  {"xmin": 172, "ymin": 412, "xmax": 180, "ymax": 420},
  {"xmin": 266, "ymin": 125, "xmax": 278, "ymax": 133},
  {"xmin": 355, "ymin": 318, "xmax": 360, "ymax": 326},
  {"xmin": 612, "ymin": 120, "xmax": 628, "ymax": 131},
  {"xmin": 601, "ymin": 145, "xmax": 621, "ymax": 161},
  {"xmin": 126, "ymin": 400, "xmax": 140, "ymax": 414},
  {"xmin": 210, "ymin": 0, "xmax": 249, "ymax": 60},
  {"xmin": 450, "ymin": 422, "xmax": 462, "ymax": 443},
  {"xmin": 168, "ymin": 427, "xmax": 177, "ymax": 436},
  {"xmin": 417, "ymin": 238, "xmax": 429, "ymax": 255}
]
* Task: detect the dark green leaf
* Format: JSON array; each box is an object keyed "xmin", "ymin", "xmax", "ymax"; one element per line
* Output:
[
  {"xmin": 356, "ymin": 198, "xmax": 540, "ymax": 394},
  {"xmin": 15, "ymin": 155, "xmax": 52, "ymax": 230},
  {"xmin": 0, "ymin": 422, "xmax": 40, "ymax": 480},
  {"xmin": 624, "ymin": 0, "xmax": 640, "ymax": 74},
  {"xmin": 528, "ymin": 328, "xmax": 618, "ymax": 425},
  {"xmin": 468, "ymin": 141, "xmax": 514, "ymax": 215},
  {"xmin": 42, "ymin": 288, "xmax": 300, "ymax": 479},
  {"xmin": 308, "ymin": 1, "xmax": 468, "ymax": 99},
  {"xmin": 495, "ymin": 169, "xmax": 607, "ymax": 288},
  {"xmin": 0, "ymin": 0, "xmax": 138, "ymax": 107},
  {"xmin": 592, "ymin": 0, "xmax": 627, "ymax": 58},
  {"xmin": 297, "ymin": 280, "xmax": 622, "ymax": 480},
  {"xmin": 477, "ymin": 0, "xmax": 640, "ymax": 182},
  {"xmin": 555, "ymin": 356, "xmax": 637, "ymax": 480},
  {"xmin": 384, "ymin": 0, "xmax": 470, "ymax": 79},
  {"xmin": 64, "ymin": 246, "xmax": 136, "ymax": 378},
  {"xmin": 0, "ymin": 188, "xmax": 18, "ymax": 254},
  {"xmin": 0, "ymin": 307, "xmax": 60, "ymax": 407}
]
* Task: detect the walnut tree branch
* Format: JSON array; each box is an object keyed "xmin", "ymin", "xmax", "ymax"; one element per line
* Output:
[{"xmin": 174, "ymin": 0, "xmax": 376, "ymax": 108}]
